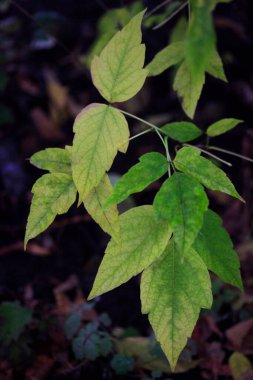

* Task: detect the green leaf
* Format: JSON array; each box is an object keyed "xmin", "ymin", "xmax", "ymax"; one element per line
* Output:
[
  {"xmin": 0, "ymin": 302, "xmax": 32, "ymax": 345},
  {"xmin": 72, "ymin": 103, "xmax": 129, "ymax": 202},
  {"xmin": 141, "ymin": 240, "xmax": 212, "ymax": 370},
  {"xmin": 111, "ymin": 354, "xmax": 135, "ymax": 375},
  {"xmin": 104, "ymin": 152, "xmax": 168, "ymax": 207},
  {"xmin": 174, "ymin": 146, "xmax": 243, "ymax": 201},
  {"xmin": 206, "ymin": 49, "xmax": 227, "ymax": 82},
  {"xmin": 207, "ymin": 118, "xmax": 243, "ymax": 137},
  {"xmin": 170, "ymin": 16, "xmax": 187, "ymax": 43},
  {"xmin": 25, "ymin": 173, "xmax": 76, "ymax": 247},
  {"xmin": 30, "ymin": 147, "xmax": 72, "ymax": 174},
  {"xmin": 88, "ymin": 205, "xmax": 172, "ymax": 299},
  {"xmin": 154, "ymin": 172, "xmax": 208, "ymax": 255},
  {"xmin": 147, "ymin": 42, "xmax": 185, "ymax": 77},
  {"xmin": 64, "ymin": 311, "xmax": 82, "ymax": 339},
  {"xmin": 91, "ymin": 11, "xmax": 148, "ymax": 103},
  {"xmin": 173, "ymin": 61, "xmax": 205, "ymax": 119},
  {"xmin": 99, "ymin": 332, "xmax": 113, "ymax": 356},
  {"xmin": 83, "ymin": 174, "xmax": 120, "ymax": 242},
  {"xmin": 193, "ymin": 209, "xmax": 243, "ymax": 290},
  {"xmin": 73, "ymin": 330, "xmax": 100, "ymax": 361},
  {"xmin": 186, "ymin": 0, "xmax": 216, "ymax": 78},
  {"xmin": 161, "ymin": 121, "xmax": 202, "ymax": 142}
]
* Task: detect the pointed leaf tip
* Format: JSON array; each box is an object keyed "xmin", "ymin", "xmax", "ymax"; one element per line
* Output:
[{"xmin": 91, "ymin": 10, "xmax": 148, "ymax": 103}]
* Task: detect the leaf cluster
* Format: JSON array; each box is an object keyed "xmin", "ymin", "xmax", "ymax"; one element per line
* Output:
[{"xmin": 25, "ymin": 6, "xmax": 244, "ymax": 371}]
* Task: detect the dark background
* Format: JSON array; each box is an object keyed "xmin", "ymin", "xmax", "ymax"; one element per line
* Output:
[{"xmin": 0, "ymin": 0, "xmax": 253, "ymax": 379}]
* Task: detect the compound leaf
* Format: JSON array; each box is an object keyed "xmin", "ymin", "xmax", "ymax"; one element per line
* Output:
[
  {"xmin": 193, "ymin": 209, "xmax": 243, "ymax": 290},
  {"xmin": 161, "ymin": 121, "xmax": 202, "ymax": 142},
  {"xmin": 72, "ymin": 103, "xmax": 129, "ymax": 202},
  {"xmin": 174, "ymin": 146, "xmax": 243, "ymax": 201},
  {"xmin": 154, "ymin": 172, "xmax": 208, "ymax": 254},
  {"xmin": 91, "ymin": 11, "xmax": 148, "ymax": 103},
  {"xmin": 83, "ymin": 174, "xmax": 120, "ymax": 242},
  {"xmin": 207, "ymin": 118, "xmax": 243, "ymax": 137},
  {"xmin": 173, "ymin": 61, "xmax": 205, "ymax": 119},
  {"xmin": 88, "ymin": 205, "xmax": 172, "ymax": 299},
  {"xmin": 141, "ymin": 240, "xmax": 212, "ymax": 370},
  {"xmin": 25, "ymin": 173, "xmax": 76, "ymax": 247},
  {"xmin": 206, "ymin": 49, "xmax": 227, "ymax": 82},
  {"xmin": 104, "ymin": 152, "xmax": 168, "ymax": 207},
  {"xmin": 147, "ymin": 41, "xmax": 185, "ymax": 77},
  {"xmin": 30, "ymin": 147, "xmax": 71, "ymax": 174}
]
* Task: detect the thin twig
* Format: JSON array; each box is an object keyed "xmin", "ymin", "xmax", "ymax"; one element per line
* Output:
[
  {"xmin": 118, "ymin": 109, "xmax": 164, "ymax": 134},
  {"xmin": 184, "ymin": 144, "xmax": 232, "ymax": 167},
  {"xmin": 145, "ymin": 0, "xmax": 173, "ymax": 18},
  {"xmin": 129, "ymin": 128, "xmax": 153, "ymax": 141},
  {"xmin": 152, "ymin": 1, "xmax": 188, "ymax": 30},
  {"xmin": 205, "ymin": 146, "xmax": 253, "ymax": 164}
]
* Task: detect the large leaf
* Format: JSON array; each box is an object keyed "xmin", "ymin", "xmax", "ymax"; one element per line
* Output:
[
  {"xmin": 91, "ymin": 11, "xmax": 148, "ymax": 103},
  {"xmin": 154, "ymin": 172, "xmax": 208, "ymax": 254},
  {"xmin": 193, "ymin": 209, "xmax": 243, "ymax": 290},
  {"xmin": 72, "ymin": 103, "xmax": 129, "ymax": 201},
  {"xmin": 147, "ymin": 41, "xmax": 185, "ymax": 77},
  {"xmin": 207, "ymin": 118, "xmax": 243, "ymax": 137},
  {"xmin": 83, "ymin": 174, "xmax": 120, "ymax": 242},
  {"xmin": 186, "ymin": 0, "xmax": 216, "ymax": 78},
  {"xmin": 25, "ymin": 173, "xmax": 76, "ymax": 247},
  {"xmin": 173, "ymin": 61, "xmax": 205, "ymax": 119},
  {"xmin": 174, "ymin": 146, "xmax": 243, "ymax": 201},
  {"xmin": 104, "ymin": 152, "xmax": 168, "ymax": 207},
  {"xmin": 88, "ymin": 205, "xmax": 172, "ymax": 299},
  {"xmin": 206, "ymin": 49, "xmax": 227, "ymax": 82},
  {"xmin": 141, "ymin": 240, "xmax": 212, "ymax": 370},
  {"xmin": 30, "ymin": 147, "xmax": 71, "ymax": 174},
  {"xmin": 161, "ymin": 121, "xmax": 202, "ymax": 142}
]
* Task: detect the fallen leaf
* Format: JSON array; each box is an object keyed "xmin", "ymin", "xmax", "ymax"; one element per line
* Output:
[
  {"xmin": 25, "ymin": 355, "xmax": 54, "ymax": 380},
  {"xmin": 226, "ymin": 320, "xmax": 253, "ymax": 354},
  {"xmin": 115, "ymin": 337, "xmax": 197, "ymax": 373},
  {"xmin": 229, "ymin": 352, "xmax": 253, "ymax": 380}
]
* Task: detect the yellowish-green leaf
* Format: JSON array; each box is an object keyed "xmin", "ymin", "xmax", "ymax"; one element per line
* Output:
[
  {"xmin": 83, "ymin": 174, "xmax": 120, "ymax": 242},
  {"xmin": 104, "ymin": 152, "xmax": 168, "ymax": 208},
  {"xmin": 141, "ymin": 240, "xmax": 212, "ymax": 370},
  {"xmin": 72, "ymin": 103, "xmax": 129, "ymax": 202},
  {"xmin": 173, "ymin": 61, "xmax": 205, "ymax": 119},
  {"xmin": 161, "ymin": 121, "xmax": 202, "ymax": 142},
  {"xmin": 207, "ymin": 118, "xmax": 243, "ymax": 137},
  {"xmin": 30, "ymin": 147, "xmax": 71, "ymax": 174},
  {"xmin": 91, "ymin": 11, "xmax": 148, "ymax": 103},
  {"xmin": 206, "ymin": 49, "xmax": 227, "ymax": 82},
  {"xmin": 88, "ymin": 205, "xmax": 172, "ymax": 299},
  {"xmin": 193, "ymin": 209, "xmax": 243, "ymax": 290},
  {"xmin": 174, "ymin": 146, "xmax": 243, "ymax": 201},
  {"xmin": 84, "ymin": 8, "xmax": 131, "ymax": 68},
  {"xmin": 154, "ymin": 172, "xmax": 208, "ymax": 255},
  {"xmin": 147, "ymin": 41, "xmax": 185, "ymax": 77},
  {"xmin": 229, "ymin": 352, "xmax": 253, "ymax": 380},
  {"xmin": 25, "ymin": 173, "xmax": 76, "ymax": 248}
]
